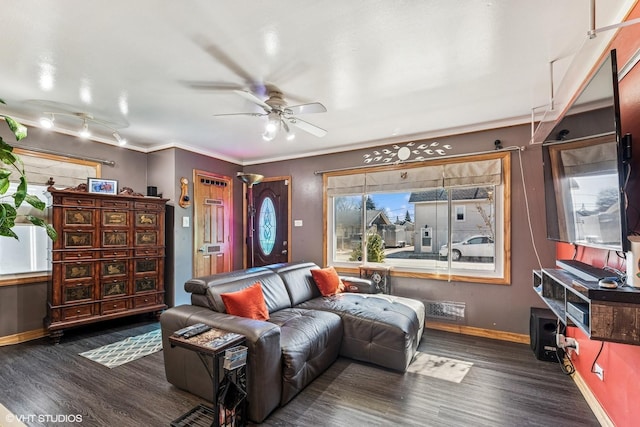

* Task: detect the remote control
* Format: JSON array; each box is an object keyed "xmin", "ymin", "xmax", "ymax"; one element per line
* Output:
[{"xmin": 173, "ymin": 323, "xmax": 211, "ymax": 338}]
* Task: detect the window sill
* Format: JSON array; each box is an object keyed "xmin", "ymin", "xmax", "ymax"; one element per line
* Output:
[{"xmin": 0, "ymin": 272, "xmax": 51, "ymax": 287}]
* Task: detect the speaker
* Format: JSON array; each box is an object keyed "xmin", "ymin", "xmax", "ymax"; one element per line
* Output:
[{"xmin": 530, "ymin": 307, "xmax": 559, "ymax": 363}]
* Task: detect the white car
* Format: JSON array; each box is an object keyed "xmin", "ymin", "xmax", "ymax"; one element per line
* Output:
[{"xmin": 439, "ymin": 235, "xmax": 494, "ymax": 261}]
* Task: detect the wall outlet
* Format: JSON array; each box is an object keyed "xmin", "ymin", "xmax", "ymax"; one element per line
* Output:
[
  {"xmin": 594, "ymin": 363, "xmax": 604, "ymax": 381},
  {"xmin": 182, "ymin": 216, "xmax": 190, "ymax": 228}
]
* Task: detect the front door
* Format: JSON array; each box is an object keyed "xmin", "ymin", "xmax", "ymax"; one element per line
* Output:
[
  {"xmin": 247, "ymin": 177, "xmax": 290, "ymax": 267},
  {"xmin": 193, "ymin": 170, "xmax": 233, "ymax": 276}
]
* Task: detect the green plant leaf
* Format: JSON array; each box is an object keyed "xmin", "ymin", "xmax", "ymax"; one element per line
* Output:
[
  {"xmin": 0, "ymin": 177, "xmax": 9, "ymax": 195},
  {"xmin": 0, "ymin": 203, "xmax": 16, "ymax": 226},
  {"xmin": 26, "ymin": 216, "xmax": 58, "ymax": 241},
  {"xmin": 0, "ymin": 226, "xmax": 19, "ymax": 239},
  {"xmin": 4, "ymin": 116, "xmax": 27, "ymax": 141},
  {"xmin": 0, "ymin": 168, "xmax": 10, "ymax": 179},
  {"xmin": 24, "ymin": 193, "xmax": 45, "ymax": 211},
  {"xmin": 13, "ymin": 176, "xmax": 27, "ymax": 207}
]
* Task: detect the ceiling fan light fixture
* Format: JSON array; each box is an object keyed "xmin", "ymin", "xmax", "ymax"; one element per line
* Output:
[
  {"xmin": 263, "ymin": 127, "xmax": 277, "ymax": 141},
  {"xmin": 265, "ymin": 112, "xmax": 280, "ymax": 133},
  {"xmin": 286, "ymin": 132, "xmax": 295, "ymax": 141}
]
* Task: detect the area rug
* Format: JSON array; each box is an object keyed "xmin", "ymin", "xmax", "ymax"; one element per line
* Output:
[
  {"xmin": 79, "ymin": 328, "xmax": 162, "ymax": 368},
  {"xmin": 407, "ymin": 352, "xmax": 473, "ymax": 383}
]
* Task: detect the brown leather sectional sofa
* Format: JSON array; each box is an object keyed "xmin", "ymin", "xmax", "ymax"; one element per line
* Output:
[{"xmin": 160, "ymin": 261, "xmax": 425, "ymax": 423}]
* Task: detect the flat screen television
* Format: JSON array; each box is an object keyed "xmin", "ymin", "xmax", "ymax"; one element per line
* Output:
[{"xmin": 542, "ymin": 49, "xmax": 631, "ymax": 252}]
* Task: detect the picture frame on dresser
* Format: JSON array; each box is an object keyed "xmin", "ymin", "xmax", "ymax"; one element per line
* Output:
[{"xmin": 87, "ymin": 177, "xmax": 118, "ymax": 195}]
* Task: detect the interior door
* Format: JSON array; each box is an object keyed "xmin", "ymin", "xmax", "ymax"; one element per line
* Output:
[
  {"xmin": 193, "ymin": 170, "xmax": 233, "ymax": 276},
  {"xmin": 247, "ymin": 177, "xmax": 290, "ymax": 267}
]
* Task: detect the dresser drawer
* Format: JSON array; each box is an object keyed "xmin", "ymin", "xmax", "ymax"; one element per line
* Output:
[
  {"xmin": 62, "ymin": 304, "xmax": 94, "ymax": 320},
  {"xmin": 101, "ymin": 249, "xmax": 130, "ymax": 258},
  {"xmin": 134, "ymin": 276, "xmax": 157, "ymax": 293},
  {"xmin": 63, "ymin": 208, "xmax": 95, "ymax": 227},
  {"xmin": 63, "ymin": 230, "xmax": 96, "ymax": 249},
  {"xmin": 134, "ymin": 201, "xmax": 164, "ymax": 211},
  {"xmin": 102, "ymin": 210, "xmax": 129, "ymax": 227},
  {"xmin": 134, "ymin": 294, "xmax": 157, "ymax": 308},
  {"xmin": 134, "ymin": 258, "xmax": 159, "ymax": 275},
  {"xmin": 102, "ymin": 279, "xmax": 129, "ymax": 298},
  {"xmin": 58, "ymin": 250, "xmax": 97, "ymax": 261},
  {"xmin": 100, "ymin": 260, "xmax": 129, "ymax": 278},
  {"xmin": 135, "ymin": 230, "xmax": 158, "ymax": 246},
  {"xmin": 101, "ymin": 299, "xmax": 129, "ymax": 315},
  {"xmin": 102, "ymin": 230, "xmax": 129, "ymax": 247},
  {"xmin": 62, "ymin": 261, "xmax": 95, "ymax": 281},
  {"xmin": 60, "ymin": 197, "xmax": 96, "ymax": 207},
  {"xmin": 135, "ymin": 212, "xmax": 158, "ymax": 227},
  {"xmin": 135, "ymin": 247, "xmax": 163, "ymax": 257},
  {"xmin": 63, "ymin": 283, "xmax": 94, "ymax": 303},
  {"xmin": 100, "ymin": 199, "xmax": 131, "ymax": 209}
]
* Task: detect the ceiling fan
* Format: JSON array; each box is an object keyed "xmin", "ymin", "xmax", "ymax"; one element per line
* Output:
[{"xmin": 214, "ymin": 89, "xmax": 327, "ymax": 140}]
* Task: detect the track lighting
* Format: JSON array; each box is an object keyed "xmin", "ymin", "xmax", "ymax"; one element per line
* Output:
[
  {"xmin": 39, "ymin": 111, "xmax": 128, "ymax": 146},
  {"xmin": 113, "ymin": 132, "xmax": 127, "ymax": 146},
  {"xmin": 79, "ymin": 119, "xmax": 91, "ymax": 138},
  {"xmin": 39, "ymin": 114, "xmax": 54, "ymax": 129}
]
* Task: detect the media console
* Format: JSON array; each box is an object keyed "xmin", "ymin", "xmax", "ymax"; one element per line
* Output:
[{"xmin": 533, "ymin": 260, "xmax": 640, "ymax": 346}]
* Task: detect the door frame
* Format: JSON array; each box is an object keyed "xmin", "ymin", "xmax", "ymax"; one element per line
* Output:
[
  {"xmin": 241, "ymin": 175, "xmax": 292, "ymax": 268},
  {"xmin": 192, "ymin": 169, "xmax": 233, "ymax": 276}
]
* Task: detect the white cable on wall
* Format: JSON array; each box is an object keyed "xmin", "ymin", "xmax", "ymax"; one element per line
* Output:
[{"xmin": 517, "ymin": 147, "xmax": 543, "ymax": 270}]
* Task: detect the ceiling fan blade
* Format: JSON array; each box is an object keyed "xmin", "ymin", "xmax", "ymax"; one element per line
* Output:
[
  {"xmin": 233, "ymin": 90, "xmax": 272, "ymax": 112},
  {"xmin": 286, "ymin": 117, "xmax": 327, "ymax": 137},
  {"xmin": 213, "ymin": 112, "xmax": 265, "ymax": 118},
  {"xmin": 182, "ymin": 81, "xmax": 245, "ymax": 91},
  {"xmin": 285, "ymin": 102, "xmax": 327, "ymax": 115},
  {"xmin": 281, "ymin": 119, "xmax": 290, "ymax": 133}
]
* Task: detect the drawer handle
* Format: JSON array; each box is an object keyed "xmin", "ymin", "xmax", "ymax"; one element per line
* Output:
[
  {"xmin": 144, "ymin": 299, "xmax": 148, "ymax": 302},
  {"xmin": 76, "ymin": 309, "xmax": 81, "ymax": 313},
  {"xmin": 113, "ymin": 304, "xmax": 117, "ymax": 308}
]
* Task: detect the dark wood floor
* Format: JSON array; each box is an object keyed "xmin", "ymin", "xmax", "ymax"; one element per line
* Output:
[{"xmin": 0, "ymin": 318, "xmax": 599, "ymax": 427}]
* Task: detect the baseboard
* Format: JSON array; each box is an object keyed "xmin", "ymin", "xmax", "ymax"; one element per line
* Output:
[
  {"xmin": 0, "ymin": 328, "xmax": 48, "ymax": 347},
  {"xmin": 426, "ymin": 321, "xmax": 530, "ymax": 344},
  {"xmin": 572, "ymin": 370, "xmax": 614, "ymax": 427}
]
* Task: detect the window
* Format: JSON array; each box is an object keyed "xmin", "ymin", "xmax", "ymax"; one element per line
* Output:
[
  {"xmin": 0, "ymin": 149, "xmax": 100, "ymax": 279},
  {"xmin": 324, "ymin": 152, "xmax": 510, "ymax": 284},
  {"xmin": 258, "ymin": 196, "xmax": 276, "ymax": 255}
]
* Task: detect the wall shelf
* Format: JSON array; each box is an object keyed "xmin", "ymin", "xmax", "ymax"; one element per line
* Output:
[{"xmin": 534, "ymin": 267, "xmax": 640, "ymax": 346}]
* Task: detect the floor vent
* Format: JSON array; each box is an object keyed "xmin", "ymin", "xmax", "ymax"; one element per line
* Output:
[{"xmin": 424, "ymin": 300, "xmax": 466, "ymax": 321}]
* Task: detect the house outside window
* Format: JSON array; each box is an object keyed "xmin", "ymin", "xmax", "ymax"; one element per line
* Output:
[{"xmin": 324, "ymin": 152, "xmax": 510, "ymax": 284}]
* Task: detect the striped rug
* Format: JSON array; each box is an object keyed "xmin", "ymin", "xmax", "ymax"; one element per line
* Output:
[{"xmin": 79, "ymin": 329, "xmax": 162, "ymax": 368}]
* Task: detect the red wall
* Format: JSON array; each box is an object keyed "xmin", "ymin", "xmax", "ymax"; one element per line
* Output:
[{"xmin": 554, "ymin": 5, "xmax": 640, "ymax": 426}]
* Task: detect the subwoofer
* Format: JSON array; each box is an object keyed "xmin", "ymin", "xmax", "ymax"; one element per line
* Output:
[{"xmin": 530, "ymin": 307, "xmax": 559, "ymax": 363}]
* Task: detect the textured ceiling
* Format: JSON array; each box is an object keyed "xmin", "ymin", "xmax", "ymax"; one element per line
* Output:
[{"xmin": 0, "ymin": 1, "xmax": 635, "ymax": 165}]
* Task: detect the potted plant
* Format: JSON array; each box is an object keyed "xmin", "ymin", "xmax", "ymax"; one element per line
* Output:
[{"xmin": 0, "ymin": 99, "xmax": 57, "ymax": 240}]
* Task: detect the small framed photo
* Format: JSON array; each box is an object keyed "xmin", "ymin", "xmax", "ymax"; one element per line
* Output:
[{"xmin": 87, "ymin": 178, "xmax": 118, "ymax": 195}]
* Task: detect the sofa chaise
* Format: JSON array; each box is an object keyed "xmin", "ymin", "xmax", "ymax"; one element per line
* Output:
[{"xmin": 160, "ymin": 261, "xmax": 425, "ymax": 423}]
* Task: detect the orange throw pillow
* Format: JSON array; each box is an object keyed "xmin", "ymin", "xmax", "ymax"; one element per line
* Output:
[
  {"xmin": 220, "ymin": 282, "xmax": 269, "ymax": 320},
  {"xmin": 311, "ymin": 266, "xmax": 345, "ymax": 296}
]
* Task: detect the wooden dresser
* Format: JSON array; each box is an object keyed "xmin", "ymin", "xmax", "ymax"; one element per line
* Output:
[{"xmin": 46, "ymin": 186, "xmax": 168, "ymax": 343}]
